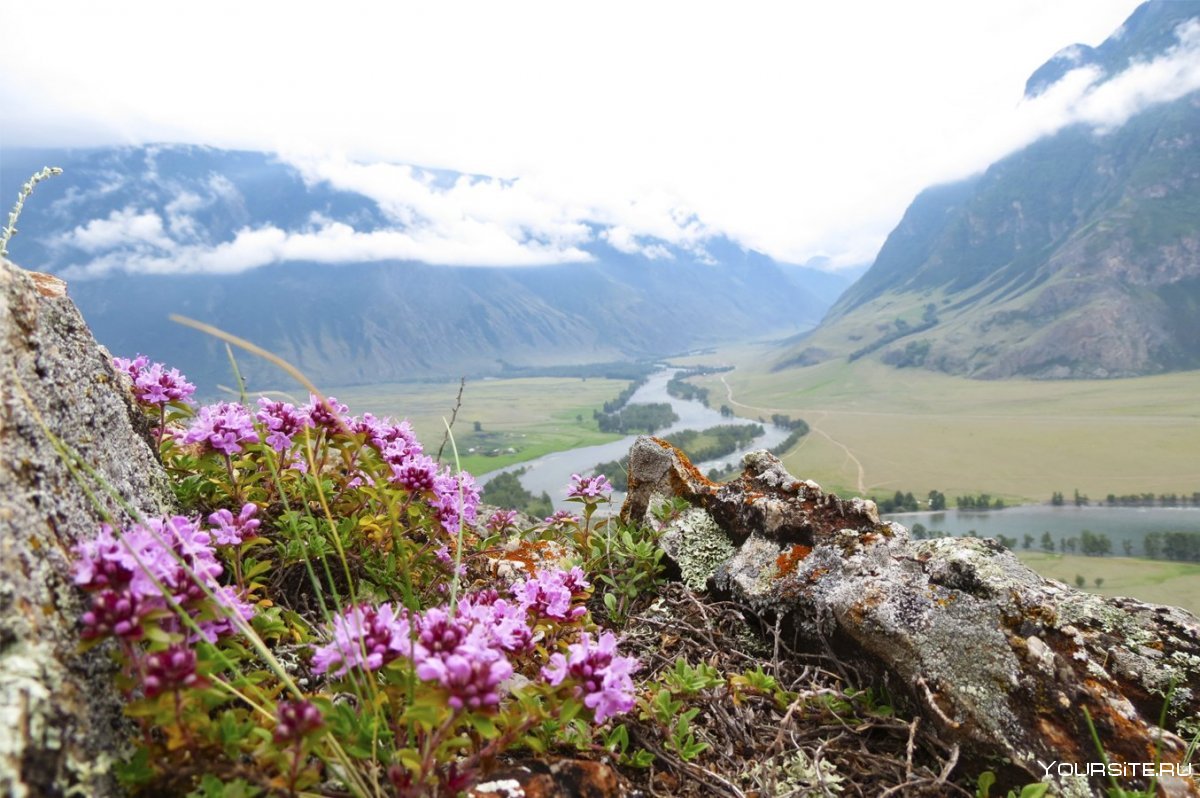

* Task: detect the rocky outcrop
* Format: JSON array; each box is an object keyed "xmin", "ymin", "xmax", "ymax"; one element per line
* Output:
[
  {"xmin": 0, "ymin": 258, "xmax": 175, "ymax": 797},
  {"xmin": 623, "ymin": 436, "xmax": 1200, "ymax": 798}
]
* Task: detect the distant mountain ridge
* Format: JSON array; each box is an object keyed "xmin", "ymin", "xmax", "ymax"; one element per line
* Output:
[
  {"xmin": 783, "ymin": 0, "xmax": 1200, "ymax": 379},
  {"xmin": 0, "ymin": 146, "xmax": 849, "ymax": 389}
]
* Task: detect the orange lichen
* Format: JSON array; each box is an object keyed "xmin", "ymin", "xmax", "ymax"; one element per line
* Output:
[
  {"xmin": 649, "ymin": 436, "xmax": 715, "ymax": 487},
  {"xmin": 775, "ymin": 543, "xmax": 812, "ymax": 577},
  {"xmin": 490, "ymin": 538, "xmax": 569, "ymax": 578}
]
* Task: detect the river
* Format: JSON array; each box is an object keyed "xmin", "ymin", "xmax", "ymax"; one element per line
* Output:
[
  {"xmin": 886, "ymin": 505, "xmax": 1200, "ymax": 552},
  {"xmin": 478, "ymin": 368, "xmax": 790, "ymax": 510}
]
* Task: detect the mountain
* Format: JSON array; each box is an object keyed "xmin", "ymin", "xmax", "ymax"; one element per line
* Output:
[
  {"xmin": 0, "ymin": 146, "xmax": 851, "ymax": 389},
  {"xmin": 779, "ymin": 0, "xmax": 1200, "ymax": 379}
]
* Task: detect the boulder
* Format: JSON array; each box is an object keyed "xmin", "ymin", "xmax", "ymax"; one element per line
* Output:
[
  {"xmin": 0, "ymin": 258, "xmax": 175, "ymax": 797},
  {"xmin": 623, "ymin": 436, "xmax": 1200, "ymax": 798}
]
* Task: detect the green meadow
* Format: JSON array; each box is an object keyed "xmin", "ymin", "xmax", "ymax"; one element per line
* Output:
[
  {"xmin": 681, "ymin": 344, "xmax": 1200, "ymax": 504},
  {"xmin": 327, "ymin": 377, "xmax": 628, "ymax": 475},
  {"xmin": 1016, "ymin": 551, "xmax": 1200, "ymax": 615}
]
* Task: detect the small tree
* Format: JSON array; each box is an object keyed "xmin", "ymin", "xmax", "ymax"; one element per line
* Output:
[{"xmin": 1075, "ymin": 574, "xmax": 1086, "ymax": 588}]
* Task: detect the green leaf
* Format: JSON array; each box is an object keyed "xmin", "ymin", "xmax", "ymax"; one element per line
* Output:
[
  {"xmin": 976, "ymin": 770, "xmax": 995, "ymax": 798},
  {"xmin": 114, "ymin": 746, "xmax": 154, "ymax": 788},
  {"xmin": 467, "ymin": 713, "xmax": 499, "ymax": 738},
  {"xmin": 1017, "ymin": 785, "xmax": 1049, "ymax": 798}
]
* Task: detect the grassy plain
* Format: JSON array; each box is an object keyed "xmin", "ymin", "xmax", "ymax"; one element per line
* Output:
[
  {"xmin": 680, "ymin": 343, "xmax": 1200, "ymax": 504},
  {"xmin": 327, "ymin": 377, "xmax": 628, "ymax": 475},
  {"xmin": 1016, "ymin": 551, "xmax": 1200, "ymax": 615}
]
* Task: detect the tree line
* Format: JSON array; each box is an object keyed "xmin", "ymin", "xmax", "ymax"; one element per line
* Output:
[
  {"xmin": 594, "ymin": 403, "xmax": 678, "ymax": 434},
  {"xmin": 875, "ymin": 489, "xmax": 1006, "ymax": 513},
  {"xmin": 1050, "ymin": 489, "xmax": 1200, "ymax": 507}
]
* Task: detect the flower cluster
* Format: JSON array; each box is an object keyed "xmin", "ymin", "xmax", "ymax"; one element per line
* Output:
[
  {"xmin": 114, "ymin": 354, "xmax": 196, "ymax": 406},
  {"xmin": 485, "ymin": 509, "xmax": 520, "ymax": 534},
  {"xmin": 274, "ymin": 700, "xmax": 324, "ymax": 745},
  {"xmin": 310, "ymin": 566, "xmax": 629, "ymax": 720},
  {"xmin": 73, "ymin": 514, "xmax": 256, "ymax": 644},
  {"xmin": 183, "ymin": 401, "xmax": 260, "ymax": 456},
  {"xmin": 208, "ymin": 503, "xmax": 260, "ymax": 547},
  {"xmin": 513, "ymin": 565, "xmax": 590, "ymax": 621},
  {"xmin": 567, "ymin": 473, "xmax": 613, "ymax": 502},
  {"xmin": 256, "ymin": 397, "xmax": 312, "ymax": 452},
  {"xmin": 542, "ymin": 631, "xmax": 640, "ymax": 723},
  {"xmin": 544, "ymin": 509, "xmax": 582, "ymax": 528}
]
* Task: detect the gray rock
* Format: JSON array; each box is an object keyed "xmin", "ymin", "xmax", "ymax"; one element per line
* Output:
[
  {"xmin": 622, "ymin": 436, "xmax": 1200, "ymax": 798},
  {"xmin": 0, "ymin": 258, "xmax": 175, "ymax": 797}
]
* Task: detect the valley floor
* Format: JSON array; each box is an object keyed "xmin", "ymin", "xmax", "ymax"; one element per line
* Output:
[{"xmin": 680, "ymin": 343, "xmax": 1200, "ymax": 506}]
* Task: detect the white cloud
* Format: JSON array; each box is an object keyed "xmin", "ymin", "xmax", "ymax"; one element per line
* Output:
[
  {"xmin": 62, "ymin": 207, "xmax": 174, "ymax": 252},
  {"xmin": 4, "ymin": 0, "xmax": 1173, "ymax": 270},
  {"xmin": 62, "ymin": 217, "xmax": 593, "ymax": 278}
]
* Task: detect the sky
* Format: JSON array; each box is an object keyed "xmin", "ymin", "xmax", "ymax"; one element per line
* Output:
[{"xmin": 4, "ymin": 0, "xmax": 1196, "ymax": 274}]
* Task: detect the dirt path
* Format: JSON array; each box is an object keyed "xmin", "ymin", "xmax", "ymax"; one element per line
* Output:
[{"xmin": 720, "ymin": 376, "xmax": 867, "ymax": 494}]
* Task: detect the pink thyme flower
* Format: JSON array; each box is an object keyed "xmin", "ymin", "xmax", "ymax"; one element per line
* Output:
[
  {"xmin": 255, "ymin": 397, "xmax": 311, "ymax": 452},
  {"xmin": 143, "ymin": 644, "xmax": 203, "ymax": 698},
  {"xmin": 113, "ymin": 355, "xmax": 195, "ymax": 406},
  {"xmin": 274, "ymin": 699, "xmax": 324, "ymax": 744},
  {"xmin": 567, "ymin": 473, "xmax": 612, "ymax": 502},
  {"xmin": 544, "ymin": 509, "xmax": 581, "ymax": 528},
  {"xmin": 81, "ymin": 589, "xmax": 144, "ymax": 641},
  {"xmin": 304, "ymin": 394, "xmax": 349, "ymax": 432},
  {"xmin": 413, "ymin": 608, "xmax": 512, "ymax": 712},
  {"xmin": 541, "ymin": 631, "xmax": 640, "ymax": 723},
  {"xmin": 389, "ymin": 453, "xmax": 439, "ymax": 493},
  {"xmin": 183, "ymin": 401, "xmax": 259, "ymax": 456},
  {"xmin": 207, "ymin": 503, "xmax": 261, "ymax": 546},
  {"xmin": 513, "ymin": 566, "xmax": 590, "ymax": 621},
  {"xmin": 430, "ymin": 469, "xmax": 480, "ymax": 534},
  {"xmin": 485, "ymin": 509, "xmax": 520, "ymax": 534},
  {"xmin": 310, "ymin": 603, "xmax": 419, "ymax": 677},
  {"xmin": 72, "ymin": 515, "xmax": 255, "ymax": 644}
]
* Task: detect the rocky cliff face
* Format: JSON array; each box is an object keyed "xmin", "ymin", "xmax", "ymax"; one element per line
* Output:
[
  {"xmin": 785, "ymin": 1, "xmax": 1200, "ymax": 379},
  {"xmin": 0, "ymin": 258, "xmax": 175, "ymax": 797},
  {"xmin": 623, "ymin": 437, "xmax": 1200, "ymax": 798}
]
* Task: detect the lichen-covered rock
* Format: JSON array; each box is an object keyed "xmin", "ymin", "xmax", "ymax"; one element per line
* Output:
[
  {"xmin": 622, "ymin": 436, "xmax": 1200, "ymax": 798},
  {"xmin": 0, "ymin": 258, "xmax": 175, "ymax": 797}
]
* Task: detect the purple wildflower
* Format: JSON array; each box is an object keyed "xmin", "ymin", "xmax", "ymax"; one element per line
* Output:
[
  {"xmin": 458, "ymin": 594, "xmax": 534, "ymax": 653},
  {"xmin": 514, "ymin": 566, "xmax": 589, "ymax": 621},
  {"xmin": 143, "ymin": 644, "xmax": 203, "ymax": 698},
  {"xmin": 304, "ymin": 394, "xmax": 349, "ymax": 432},
  {"xmin": 389, "ymin": 453, "xmax": 439, "ymax": 493},
  {"xmin": 567, "ymin": 473, "xmax": 612, "ymax": 502},
  {"xmin": 544, "ymin": 509, "xmax": 581, "ymax": 528},
  {"xmin": 413, "ymin": 608, "xmax": 512, "ymax": 712},
  {"xmin": 113, "ymin": 354, "xmax": 149, "ymax": 381},
  {"xmin": 541, "ymin": 631, "xmax": 639, "ymax": 723},
  {"xmin": 207, "ymin": 503, "xmax": 261, "ymax": 547},
  {"xmin": 274, "ymin": 699, "xmax": 324, "ymax": 744},
  {"xmin": 310, "ymin": 603, "xmax": 418, "ymax": 677},
  {"xmin": 430, "ymin": 469, "xmax": 480, "ymax": 534},
  {"xmin": 183, "ymin": 401, "xmax": 259, "ymax": 456},
  {"xmin": 72, "ymin": 515, "xmax": 255, "ymax": 643},
  {"xmin": 72, "ymin": 524, "xmax": 134, "ymax": 591},
  {"xmin": 113, "ymin": 355, "xmax": 196, "ymax": 406},
  {"xmin": 485, "ymin": 509, "xmax": 520, "ymax": 534},
  {"xmin": 81, "ymin": 589, "xmax": 144, "ymax": 640},
  {"xmin": 255, "ymin": 397, "xmax": 311, "ymax": 452}
]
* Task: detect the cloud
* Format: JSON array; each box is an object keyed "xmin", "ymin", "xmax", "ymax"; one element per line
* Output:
[
  {"xmin": 62, "ymin": 207, "xmax": 174, "ymax": 252},
  {"xmin": 932, "ymin": 18, "xmax": 1200, "ymax": 185},
  {"xmin": 62, "ymin": 218, "xmax": 593, "ymax": 278}
]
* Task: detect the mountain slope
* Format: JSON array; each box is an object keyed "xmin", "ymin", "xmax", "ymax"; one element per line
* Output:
[
  {"xmin": 0, "ymin": 145, "xmax": 849, "ymax": 388},
  {"xmin": 782, "ymin": 1, "xmax": 1200, "ymax": 379}
]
